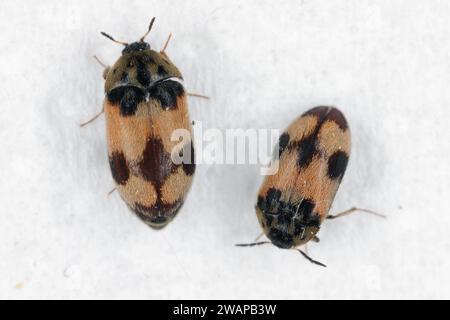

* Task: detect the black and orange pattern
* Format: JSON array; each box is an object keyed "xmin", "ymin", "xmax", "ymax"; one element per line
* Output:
[
  {"xmin": 256, "ymin": 106, "xmax": 351, "ymax": 248},
  {"xmin": 104, "ymin": 41, "xmax": 194, "ymax": 229}
]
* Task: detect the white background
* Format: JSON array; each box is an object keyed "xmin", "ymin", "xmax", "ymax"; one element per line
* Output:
[{"xmin": 1, "ymin": 0, "xmax": 449, "ymax": 299}]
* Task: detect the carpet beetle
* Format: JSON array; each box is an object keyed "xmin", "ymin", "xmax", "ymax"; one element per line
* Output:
[
  {"xmin": 237, "ymin": 106, "xmax": 384, "ymax": 267},
  {"xmin": 83, "ymin": 18, "xmax": 196, "ymax": 229}
]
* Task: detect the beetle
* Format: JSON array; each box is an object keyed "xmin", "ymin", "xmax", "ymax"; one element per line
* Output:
[
  {"xmin": 237, "ymin": 106, "xmax": 384, "ymax": 267},
  {"xmin": 81, "ymin": 18, "xmax": 204, "ymax": 229}
]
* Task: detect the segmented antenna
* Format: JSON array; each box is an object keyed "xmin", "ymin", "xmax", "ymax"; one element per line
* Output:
[
  {"xmin": 140, "ymin": 17, "xmax": 156, "ymax": 42},
  {"xmin": 100, "ymin": 32, "xmax": 128, "ymax": 46}
]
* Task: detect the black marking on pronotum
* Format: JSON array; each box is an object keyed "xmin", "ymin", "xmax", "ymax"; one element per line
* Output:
[
  {"xmin": 149, "ymin": 80, "xmax": 185, "ymax": 110},
  {"xmin": 157, "ymin": 65, "xmax": 168, "ymax": 77},
  {"xmin": 109, "ymin": 152, "xmax": 130, "ymax": 185},
  {"xmin": 327, "ymin": 150, "xmax": 349, "ymax": 180},
  {"xmin": 120, "ymin": 72, "xmax": 129, "ymax": 82},
  {"xmin": 136, "ymin": 58, "xmax": 152, "ymax": 87},
  {"xmin": 258, "ymin": 188, "xmax": 320, "ymax": 245},
  {"xmin": 142, "ymin": 55, "xmax": 156, "ymax": 64}
]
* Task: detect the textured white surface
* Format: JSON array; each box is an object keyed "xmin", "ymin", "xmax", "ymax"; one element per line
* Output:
[{"xmin": 1, "ymin": 0, "xmax": 450, "ymax": 299}]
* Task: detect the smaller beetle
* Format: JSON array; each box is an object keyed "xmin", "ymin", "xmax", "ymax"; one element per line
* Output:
[{"xmin": 237, "ymin": 106, "xmax": 384, "ymax": 267}]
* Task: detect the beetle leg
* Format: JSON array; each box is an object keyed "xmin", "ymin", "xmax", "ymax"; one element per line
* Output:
[
  {"xmin": 107, "ymin": 187, "xmax": 117, "ymax": 196},
  {"xmin": 80, "ymin": 107, "xmax": 104, "ymax": 127},
  {"xmin": 254, "ymin": 232, "xmax": 264, "ymax": 242},
  {"xmin": 295, "ymin": 248, "xmax": 326, "ymax": 267},
  {"xmin": 187, "ymin": 92, "xmax": 210, "ymax": 99},
  {"xmin": 93, "ymin": 55, "xmax": 111, "ymax": 80},
  {"xmin": 327, "ymin": 207, "xmax": 386, "ymax": 220}
]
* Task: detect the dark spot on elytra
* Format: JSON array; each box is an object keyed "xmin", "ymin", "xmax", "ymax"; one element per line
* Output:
[
  {"xmin": 257, "ymin": 196, "xmax": 266, "ymax": 212},
  {"xmin": 139, "ymin": 138, "xmax": 178, "ymax": 186},
  {"xmin": 277, "ymin": 210, "xmax": 293, "ymax": 226},
  {"xmin": 266, "ymin": 188, "xmax": 282, "ymax": 211},
  {"xmin": 303, "ymin": 106, "xmax": 347, "ymax": 130},
  {"xmin": 107, "ymin": 86, "xmax": 146, "ymax": 117},
  {"xmin": 296, "ymin": 133, "xmax": 318, "ymax": 168},
  {"xmin": 133, "ymin": 200, "xmax": 183, "ymax": 228},
  {"xmin": 119, "ymin": 88, "xmax": 144, "ymax": 116},
  {"xmin": 302, "ymin": 106, "xmax": 330, "ymax": 119},
  {"xmin": 265, "ymin": 214, "xmax": 274, "ymax": 227},
  {"xmin": 181, "ymin": 141, "xmax": 196, "ymax": 176},
  {"xmin": 327, "ymin": 150, "xmax": 349, "ymax": 180},
  {"xmin": 327, "ymin": 108, "xmax": 348, "ymax": 130},
  {"xmin": 295, "ymin": 199, "xmax": 320, "ymax": 228},
  {"xmin": 290, "ymin": 106, "xmax": 348, "ymax": 169},
  {"xmin": 293, "ymin": 222, "xmax": 305, "ymax": 237},
  {"xmin": 149, "ymin": 80, "xmax": 184, "ymax": 110},
  {"xmin": 132, "ymin": 137, "xmax": 191, "ymax": 228},
  {"xmin": 278, "ymin": 132, "xmax": 290, "ymax": 158},
  {"xmin": 109, "ymin": 152, "xmax": 129, "ymax": 185},
  {"xmin": 297, "ymin": 199, "xmax": 315, "ymax": 220}
]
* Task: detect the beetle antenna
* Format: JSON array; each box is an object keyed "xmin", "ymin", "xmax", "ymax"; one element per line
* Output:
[
  {"xmin": 140, "ymin": 17, "xmax": 156, "ymax": 42},
  {"xmin": 235, "ymin": 241, "xmax": 270, "ymax": 247},
  {"xmin": 100, "ymin": 32, "xmax": 128, "ymax": 46},
  {"xmin": 296, "ymin": 249, "xmax": 327, "ymax": 267}
]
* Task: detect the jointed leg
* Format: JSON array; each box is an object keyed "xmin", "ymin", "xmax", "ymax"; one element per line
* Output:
[
  {"xmin": 187, "ymin": 92, "xmax": 210, "ymax": 99},
  {"xmin": 254, "ymin": 232, "xmax": 264, "ymax": 242},
  {"xmin": 295, "ymin": 249, "xmax": 326, "ymax": 267},
  {"xmin": 107, "ymin": 187, "xmax": 117, "ymax": 196},
  {"xmin": 93, "ymin": 55, "xmax": 110, "ymax": 80},
  {"xmin": 327, "ymin": 207, "xmax": 386, "ymax": 220},
  {"xmin": 80, "ymin": 107, "xmax": 104, "ymax": 127}
]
